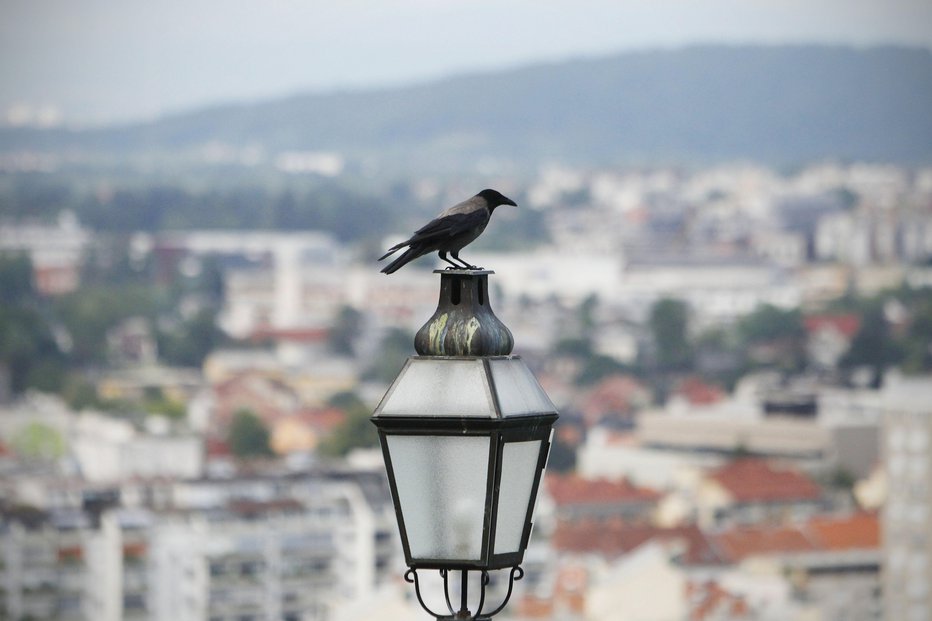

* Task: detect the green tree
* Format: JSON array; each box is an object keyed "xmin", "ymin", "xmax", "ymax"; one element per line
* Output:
[
  {"xmin": 157, "ymin": 308, "xmax": 226, "ymax": 367},
  {"xmin": 12, "ymin": 422, "xmax": 65, "ymax": 460},
  {"xmin": 901, "ymin": 297, "xmax": 932, "ymax": 373},
  {"xmin": 227, "ymin": 409, "xmax": 273, "ymax": 458},
  {"xmin": 841, "ymin": 306, "xmax": 902, "ymax": 386},
  {"xmin": 54, "ymin": 284, "xmax": 160, "ymax": 365},
  {"xmin": 364, "ymin": 328, "xmax": 413, "ymax": 383},
  {"xmin": 0, "ymin": 253, "xmax": 35, "ymax": 305},
  {"xmin": 738, "ymin": 304, "xmax": 805, "ymax": 343},
  {"xmin": 649, "ymin": 298, "xmax": 693, "ymax": 371},
  {"xmin": 318, "ymin": 391, "xmax": 379, "ymax": 457},
  {"xmin": 0, "ymin": 305, "xmax": 64, "ymax": 394},
  {"xmin": 328, "ymin": 306, "xmax": 362, "ymax": 356}
]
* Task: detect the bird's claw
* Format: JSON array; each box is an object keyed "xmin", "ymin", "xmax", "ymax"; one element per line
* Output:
[{"xmin": 445, "ymin": 264, "xmax": 482, "ymax": 271}]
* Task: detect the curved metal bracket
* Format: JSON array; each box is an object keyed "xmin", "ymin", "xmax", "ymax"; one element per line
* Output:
[{"xmin": 404, "ymin": 566, "xmax": 525, "ymax": 620}]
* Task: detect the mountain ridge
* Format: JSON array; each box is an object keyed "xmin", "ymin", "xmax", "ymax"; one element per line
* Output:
[{"xmin": 3, "ymin": 44, "xmax": 931, "ymax": 168}]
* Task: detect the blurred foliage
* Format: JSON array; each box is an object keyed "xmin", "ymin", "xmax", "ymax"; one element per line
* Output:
[
  {"xmin": 318, "ymin": 391, "xmax": 379, "ymax": 457},
  {"xmin": 328, "ymin": 305, "xmax": 363, "ymax": 356},
  {"xmin": 157, "ymin": 308, "xmax": 227, "ymax": 368},
  {"xmin": 363, "ymin": 328, "xmax": 413, "ymax": 383},
  {"xmin": 738, "ymin": 304, "xmax": 805, "ymax": 344},
  {"xmin": 0, "ymin": 254, "xmax": 66, "ymax": 394},
  {"xmin": 228, "ymin": 409, "xmax": 273, "ymax": 459},
  {"xmin": 649, "ymin": 298, "xmax": 693, "ymax": 372},
  {"xmin": 12, "ymin": 422, "xmax": 66, "ymax": 460}
]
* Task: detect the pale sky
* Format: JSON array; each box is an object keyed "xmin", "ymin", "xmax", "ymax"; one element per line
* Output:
[{"xmin": 2, "ymin": 0, "xmax": 931, "ymax": 126}]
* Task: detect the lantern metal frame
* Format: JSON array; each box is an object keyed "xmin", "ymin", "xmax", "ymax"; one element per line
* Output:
[
  {"xmin": 373, "ymin": 355, "xmax": 557, "ymax": 571},
  {"xmin": 371, "ymin": 270, "xmax": 558, "ymax": 621},
  {"xmin": 372, "ymin": 356, "xmax": 557, "ymax": 620}
]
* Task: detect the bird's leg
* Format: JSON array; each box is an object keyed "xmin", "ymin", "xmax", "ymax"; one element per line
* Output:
[
  {"xmin": 438, "ymin": 251, "xmax": 462, "ymax": 270},
  {"xmin": 451, "ymin": 251, "xmax": 481, "ymax": 270}
]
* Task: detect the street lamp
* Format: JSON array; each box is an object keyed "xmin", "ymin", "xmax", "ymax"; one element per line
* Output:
[{"xmin": 372, "ymin": 270, "xmax": 558, "ymax": 620}]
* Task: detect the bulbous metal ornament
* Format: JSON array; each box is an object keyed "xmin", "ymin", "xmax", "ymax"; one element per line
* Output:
[{"xmin": 414, "ymin": 270, "xmax": 514, "ymax": 357}]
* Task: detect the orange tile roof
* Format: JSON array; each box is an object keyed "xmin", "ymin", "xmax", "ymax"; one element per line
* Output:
[
  {"xmin": 807, "ymin": 512, "xmax": 879, "ymax": 550},
  {"xmin": 546, "ymin": 474, "xmax": 662, "ymax": 507},
  {"xmin": 710, "ymin": 512, "xmax": 879, "ymax": 562},
  {"xmin": 553, "ymin": 521, "xmax": 726, "ymax": 566},
  {"xmin": 709, "ymin": 458, "xmax": 823, "ymax": 503},
  {"xmin": 712, "ymin": 525, "xmax": 816, "ymax": 562}
]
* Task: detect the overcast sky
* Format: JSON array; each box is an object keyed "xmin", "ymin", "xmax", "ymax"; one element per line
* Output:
[{"xmin": 2, "ymin": 0, "xmax": 931, "ymax": 126}]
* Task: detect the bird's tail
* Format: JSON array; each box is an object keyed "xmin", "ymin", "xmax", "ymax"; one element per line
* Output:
[
  {"xmin": 380, "ymin": 246, "xmax": 420, "ymax": 274},
  {"xmin": 378, "ymin": 244, "xmax": 404, "ymax": 262}
]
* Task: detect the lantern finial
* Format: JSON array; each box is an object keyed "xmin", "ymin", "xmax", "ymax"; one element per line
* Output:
[{"xmin": 414, "ymin": 269, "xmax": 514, "ymax": 356}]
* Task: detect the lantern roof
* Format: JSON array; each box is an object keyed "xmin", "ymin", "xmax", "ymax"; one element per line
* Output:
[{"xmin": 374, "ymin": 355, "xmax": 558, "ymax": 419}]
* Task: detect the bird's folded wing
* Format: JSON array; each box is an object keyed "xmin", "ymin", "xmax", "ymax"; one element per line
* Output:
[{"xmin": 405, "ymin": 210, "xmax": 487, "ymax": 244}]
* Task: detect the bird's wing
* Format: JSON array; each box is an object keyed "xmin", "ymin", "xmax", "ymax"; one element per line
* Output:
[{"xmin": 405, "ymin": 209, "xmax": 488, "ymax": 245}]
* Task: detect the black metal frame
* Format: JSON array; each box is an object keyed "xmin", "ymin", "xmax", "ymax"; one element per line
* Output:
[
  {"xmin": 371, "ymin": 353, "xmax": 558, "ymax": 619},
  {"xmin": 374, "ymin": 413, "xmax": 555, "ymax": 570},
  {"xmin": 404, "ymin": 566, "xmax": 525, "ymax": 620}
]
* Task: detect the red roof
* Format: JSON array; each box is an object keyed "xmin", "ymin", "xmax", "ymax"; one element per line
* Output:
[
  {"xmin": 546, "ymin": 474, "xmax": 662, "ymax": 507},
  {"xmin": 205, "ymin": 437, "xmax": 232, "ymax": 457},
  {"xmin": 712, "ymin": 525, "xmax": 816, "ymax": 561},
  {"xmin": 708, "ymin": 458, "xmax": 823, "ymax": 503},
  {"xmin": 688, "ymin": 581, "xmax": 751, "ymax": 621},
  {"xmin": 710, "ymin": 512, "xmax": 879, "ymax": 562},
  {"xmin": 553, "ymin": 521, "xmax": 725, "ymax": 565},
  {"xmin": 803, "ymin": 314, "xmax": 861, "ymax": 338},
  {"xmin": 577, "ymin": 374, "xmax": 649, "ymax": 422},
  {"xmin": 674, "ymin": 376, "xmax": 726, "ymax": 406},
  {"xmin": 807, "ymin": 512, "xmax": 879, "ymax": 551},
  {"xmin": 297, "ymin": 407, "xmax": 347, "ymax": 433}
]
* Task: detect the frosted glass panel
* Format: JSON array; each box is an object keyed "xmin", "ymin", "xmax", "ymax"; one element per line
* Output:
[
  {"xmin": 489, "ymin": 358, "xmax": 557, "ymax": 417},
  {"xmin": 494, "ymin": 440, "xmax": 542, "ymax": 554},
  {"xmin": 387, "ymin": 435, "xmax": 491, "ymax": 560},
  {"xmin": 379, "ymin": 359, "xmax": 494, "ymax": 417}
]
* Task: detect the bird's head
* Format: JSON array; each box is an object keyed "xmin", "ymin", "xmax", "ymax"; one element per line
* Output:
[{"xmin": 477, "ymin": 188, "xmax": 517, "ymax": 210}]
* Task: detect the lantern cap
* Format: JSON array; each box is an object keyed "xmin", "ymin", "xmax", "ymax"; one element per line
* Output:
[{"xmin": 414, "ymin": 270, "xmax": 514, "ymax": 357}]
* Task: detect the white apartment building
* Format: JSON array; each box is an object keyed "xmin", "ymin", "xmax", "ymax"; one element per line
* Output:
[
  {"xmin": 0, "ymin": 473, "xmax": 400, "ymax": 621},
  {"xmin": 882, "ymin": 374, "xmax": 932, "ymax": 621}
]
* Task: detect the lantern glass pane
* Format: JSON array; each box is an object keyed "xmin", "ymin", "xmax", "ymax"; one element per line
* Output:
[
  {"xmin": 379, "ymin": 359, "xmax": 494, "ymax": 417},
  {"xmin": 386, "ymin": 435, "xmax": 491, "ymax": 561},
  {"xmin": 493, "ymin": 440, "xmax": 543, "ymax": 554},
  {"xmin": 489, "ymin": 358, "xmax": 557, "ymax": 417}
]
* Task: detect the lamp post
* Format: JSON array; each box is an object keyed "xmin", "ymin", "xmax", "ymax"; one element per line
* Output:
[{"xmin": 372, "ymin": 270, "xmax": 558, "ymax": 620}]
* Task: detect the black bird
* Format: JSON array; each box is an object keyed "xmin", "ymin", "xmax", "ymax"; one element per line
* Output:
[{"xmin": 379, "ymin": 189, "xmax": 517, "ymax": 274}]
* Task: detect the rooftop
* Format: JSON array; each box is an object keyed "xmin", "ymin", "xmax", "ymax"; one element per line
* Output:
[
  {"xmin": 546, "ymin": 474, "xmax": 662, "ymax": 507},
  {"xmin": 708, "ymin": 458, "xmax": 823, "ymax": 503}
]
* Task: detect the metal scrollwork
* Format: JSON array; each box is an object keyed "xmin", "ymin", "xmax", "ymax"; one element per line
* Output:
[{"xmin": 404, "ymin": 566, "xmax": 525, "ymax": 620}]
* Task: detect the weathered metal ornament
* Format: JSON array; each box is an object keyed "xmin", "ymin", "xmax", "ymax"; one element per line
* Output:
[{"xmin": 414, "ymin": 270, "xmax": 514, "ymax": 356}]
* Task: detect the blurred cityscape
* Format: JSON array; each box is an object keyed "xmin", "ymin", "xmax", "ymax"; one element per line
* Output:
[{"xmin": 2, "ymin": 151, "xmax": 932, "ymax": 621}]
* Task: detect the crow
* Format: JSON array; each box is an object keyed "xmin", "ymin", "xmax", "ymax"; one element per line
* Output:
[{"xmin": 379, "ymin": 189, "xmax": 517, "ymax": 274}]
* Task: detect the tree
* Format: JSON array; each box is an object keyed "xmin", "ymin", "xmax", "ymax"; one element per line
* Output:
[
  {"xmin": 157, "ymin": 307, "xmax": 226, "ymax": 367},
  {"xmin": 227, "ymin": 409, "xmax": 273, "ymax": 458},
  {"xmin": 328, "ymin": 306, "xmax": 362, "ymax": 356},
  {"xmin": 649, "ymin": 298, "xmax": 693, "ymax": 371},
  {"xmin": 841, "ymin": 306, "xmax": 902, "ymax": 387},
  {"xmin": 738, "ymin": 304, "xmax": 804, "ymax": 344},
  {"xmin": 0, "ymin": 253, "xmax": 35, "ymax": 305},
  {"xmin": 318, "ymin": 391, "xmax": 379, "ymax": 457},
  {"xmin": 364, "ymin": 328, "xmax": 413, "ymax": 383},
  {"xmin": 12, "ymin": 422, "xmax": 65, "ymax": 460}
]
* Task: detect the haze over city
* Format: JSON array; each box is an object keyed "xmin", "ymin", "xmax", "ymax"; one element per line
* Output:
[{"xmin": 2, "ymin": 0, "xmax": 932, "ymax": 125}]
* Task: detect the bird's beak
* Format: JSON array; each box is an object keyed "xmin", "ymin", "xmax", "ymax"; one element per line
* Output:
[{"xmin": 505, "ymin": 198, "xmax": 517, "ymax": 207}]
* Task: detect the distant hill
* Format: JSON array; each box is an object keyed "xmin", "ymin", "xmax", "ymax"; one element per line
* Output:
[{"xmin": 3, "ymin": 45, "xmax": 932, "ymax": 168}]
